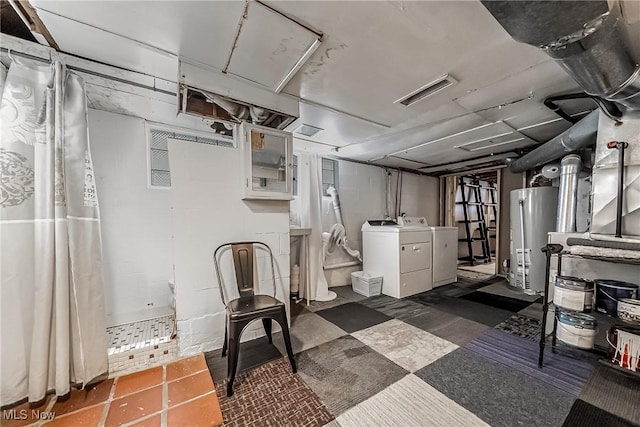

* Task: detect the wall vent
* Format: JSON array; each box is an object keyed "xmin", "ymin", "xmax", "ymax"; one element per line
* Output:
[{"xmin": 395, "ymin": 75, "xmax": 457, "ymax": 106}]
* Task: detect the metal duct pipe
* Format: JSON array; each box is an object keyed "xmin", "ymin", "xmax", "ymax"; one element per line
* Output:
[
  {"xmin": 483, "ymin": 1, "xmax": 640, "ymax": 111},
  {"xmin": 557, "ymin": 154, "xmax": 582, "ymax": 232},
  {"xmin": 508, "ymin": 110, "xmax": 598, "ymax": 173}
]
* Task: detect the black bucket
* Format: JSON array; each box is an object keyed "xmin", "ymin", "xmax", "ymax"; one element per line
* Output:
[{"xmin": 595, "ymin": 279, "xmax": 639, "ymax": 317}]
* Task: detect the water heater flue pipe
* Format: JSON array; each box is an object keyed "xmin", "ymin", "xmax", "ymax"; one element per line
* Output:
[{"xmin": 556, "ymin": 154, "xmax": 582, "ymax": 232}]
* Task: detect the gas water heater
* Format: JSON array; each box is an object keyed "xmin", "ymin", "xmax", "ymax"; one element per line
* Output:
[{"xmin": 509, "ymin": 187, "xmax": 558, "ymax": 293}]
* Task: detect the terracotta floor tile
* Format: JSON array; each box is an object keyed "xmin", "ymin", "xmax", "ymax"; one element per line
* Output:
[
  {"xmin": 166, "ymin": 354, "xmax": 208, "ymax": 382},
  {"xmin": 128, "ymin": 413, "xmax": 162, "ymax": 427},
  {"xmin": 105, "ymin": 385, "xmax": 162, "ymax": 427},
  {"xmin": 168, "ymin": 371, "xmax": 215, "ymax": 407},
  {"xmin": 167, "ymin": 394, "xmax": 223, "ymax": 427},
  {"xmin": 0, "ymin": 396, "xmax": 53, "ymax": 427},
  {"xmin": 45, "ymin": 403, "xmax": 105, "ymax": 427},
  {"xmin": 50, "ymin": 379, "xmax": 114, "ymax": 417},
  {"xmin": 113, "ymin": 366, "xmax": 163, "ymax": 398}
]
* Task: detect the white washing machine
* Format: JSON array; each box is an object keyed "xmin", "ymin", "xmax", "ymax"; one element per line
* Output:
[
  {"xmin": 361, "ymin": 217, "xmax": 433, "ymax": 298},
  {"xmin": 430, "ymin": 227, "xmax": 458, "ymax": 287}
]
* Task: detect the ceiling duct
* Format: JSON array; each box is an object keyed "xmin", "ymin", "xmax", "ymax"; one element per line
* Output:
[
  {"xmin": 178, "ymin": 60, "xmax": 299, "ymax": 132},
  {"xmin": 507, "ymin": 110, "xmax": 599, "ymax": 173},
  {"xmin": 482, "ymin": 1, "xmax": 640, "ymax": 111}
]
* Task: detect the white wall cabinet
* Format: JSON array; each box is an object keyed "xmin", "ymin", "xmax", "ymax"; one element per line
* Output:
[{"xmin": 240, "ymin": 123, "xmax": 293, "ymax": 200}]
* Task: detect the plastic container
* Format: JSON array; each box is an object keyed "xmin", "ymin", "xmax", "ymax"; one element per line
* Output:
[
  {"xmin": 607, "ymin": 324, "xmax": 640, "ymax": 371},
  {"xmin": 290, "ymin": 264, "xmax": 300, "ymax": 295},
  {"xmin": 617, "ymin": 298, "xmax": 640, "ymax": 323},
  {"xmin": 595, "ymin": 279, "xmax": 638, "ymax": 317},
  {"xmin": 351, "ymin": 271, "xmax": 383, "ymax": 297},
  {"xmin": 557, "ymin": 311, "xmax": 597, "ymax": 349},
  {"xmin": 553, "ymin": 276, "xmax": 594, "ymax": 312}
]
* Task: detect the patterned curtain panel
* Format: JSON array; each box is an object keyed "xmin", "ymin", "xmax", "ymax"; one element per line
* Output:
[{"xmin": 0, "ymin": 59, "xmax": 108, "ymax": 406}]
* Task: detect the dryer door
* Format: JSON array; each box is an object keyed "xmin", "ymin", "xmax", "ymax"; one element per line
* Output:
[{"xmin": 400, "ymin": 241, "xmax": 431, "ymax": 273}]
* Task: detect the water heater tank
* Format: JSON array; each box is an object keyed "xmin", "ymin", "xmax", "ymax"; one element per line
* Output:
[{"xmin": 509, "ymin": 187, "xmax": 558, "ymax": 293}]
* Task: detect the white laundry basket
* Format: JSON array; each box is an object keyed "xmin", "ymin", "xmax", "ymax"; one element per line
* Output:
[{"xmin": 351, "ymin": 271, "xmax": 383, "ymax": 297}]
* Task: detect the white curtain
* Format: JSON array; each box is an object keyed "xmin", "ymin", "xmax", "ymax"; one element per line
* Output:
[
  {"xmin": 0, "ymin": 59, "xmax": 108, "ymax": 406},
  {"xmin": 297, "ymin": 153, "xmax": 334, "ymax": 301}
]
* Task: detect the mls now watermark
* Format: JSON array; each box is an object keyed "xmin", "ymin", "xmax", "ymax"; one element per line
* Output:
[{"xmin": 3, "ymin": 409, "xmax": 56, "ymax": 421}]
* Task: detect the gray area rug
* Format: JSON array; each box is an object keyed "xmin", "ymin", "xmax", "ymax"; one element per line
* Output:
[
  {"xmin": 415, "ymin": 348, "xmax": 575, "ymax": 427},
  {"xmin": 296, "ymin": 335, "xmax": 408, "ymax": 415},
  {"xmin": 404, "ymin": 307, "xmax": 490, "ymax": 346},
  {"xmin": 466, "ymin": 329, "xmax": 593, "ymax": 396},
  {"xmin": 272, "ymin": 312, "xmax": 347, "ymax": 355},
  {"xmin": 358, "ymin": 294, "xmax": 427, "ymax": 320},
  {"xmin": 429, "ymin": 297, "xmax": 514, "ymax": 326},
  {"xmin": 579, "ymin": 365, "xmax": 640, "ymax": 425}
]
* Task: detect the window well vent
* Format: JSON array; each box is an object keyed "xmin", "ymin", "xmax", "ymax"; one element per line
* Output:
[{"xmin": 395, "ymin": 75, "xmax": 457, "ymax": 106}]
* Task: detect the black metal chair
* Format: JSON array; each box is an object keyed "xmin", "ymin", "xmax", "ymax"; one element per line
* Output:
[{"xmin": 213, "ymin": 241, "xmax": 296, "ymax": 397}]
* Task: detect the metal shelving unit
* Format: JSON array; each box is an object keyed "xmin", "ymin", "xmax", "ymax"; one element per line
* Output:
[{"xmin": 538, "ymin": 243, "xmax": 640, "ymax": 380}]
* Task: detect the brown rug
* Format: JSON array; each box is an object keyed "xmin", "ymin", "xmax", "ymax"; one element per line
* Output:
[{"xmin": 214, "ymin": 358, "xmax": 334, "ymax": 427}]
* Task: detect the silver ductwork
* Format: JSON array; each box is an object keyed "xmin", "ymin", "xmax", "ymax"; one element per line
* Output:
[
  {"xmin": 557, "ymin": 154, "xmax": 582, "ymax": 232},
  {"xmin": 508, "ymin": 110, "xmax": 598, "ymax": 173},
  {"xmin": 483, "ymin": 1, "xmax": 640, "ymax": 111}
]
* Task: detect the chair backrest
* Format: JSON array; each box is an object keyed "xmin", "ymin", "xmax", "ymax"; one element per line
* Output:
[{"xmin": 213, "ymin": 241, "xmax": 277, "ymax": 305}]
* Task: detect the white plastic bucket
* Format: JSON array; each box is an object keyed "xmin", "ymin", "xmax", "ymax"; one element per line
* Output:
[
  {"xmin": 351, "ymin": 271, "xmax": 383, "ymax": 297},
  {"xmin": 553, "ymin": 276, "xmax": 594, "ymax": 312},
  {"xmin": 557, "ymin": 311, "xmax": 597, "ymax": 349}
]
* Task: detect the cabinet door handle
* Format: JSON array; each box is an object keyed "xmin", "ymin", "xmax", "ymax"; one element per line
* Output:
[{"xmin": 413, "ymin": 246, "xmax": 420, "ymax": 252}]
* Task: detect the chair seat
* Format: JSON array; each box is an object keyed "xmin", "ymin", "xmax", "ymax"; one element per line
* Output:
[{"xmin": 227, "ymin": 295, "xmax": 284, "ymax": 320}]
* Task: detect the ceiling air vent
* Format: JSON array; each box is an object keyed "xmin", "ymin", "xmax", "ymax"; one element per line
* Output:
[
  {"xmin": 294, "ymin": 124, "xmax": 323, "ymax": 137},
  {"xmin": 395, "ymin": 75, "xmax": 457, "ymax": 106}
]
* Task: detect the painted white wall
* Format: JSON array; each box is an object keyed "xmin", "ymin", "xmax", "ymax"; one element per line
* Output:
[
  {"xmin": 168, "ymin": 139, "xmax": 290, "ymax": 355},
  {"xmin": 89, "ymin": 110, "xmax": 172, "ymax": 326}
]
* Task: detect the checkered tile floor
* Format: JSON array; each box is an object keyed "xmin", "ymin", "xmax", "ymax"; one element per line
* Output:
[{"xmin": 206, "ymin": 277, "xmax": 640, "ymax": 427}]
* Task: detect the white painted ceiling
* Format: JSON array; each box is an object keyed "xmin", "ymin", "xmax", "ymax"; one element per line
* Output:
[{"xmin": 27, "ymin": 0, "xmax": 614, "ymax": 173}]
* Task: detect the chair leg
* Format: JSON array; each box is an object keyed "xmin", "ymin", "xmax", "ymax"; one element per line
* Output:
[
  {"xmin": 276, "ymin": 307, "xmax": 297, "ymax": 373},
  {"xmin": 226, "ymin": 321, "xmax": 242, "ymax": 397},
  {"xmin": 262, "ymin": 318, "xmax": 273, "ymax": 343},
  {"xmin": 222, "ymin": 321, "xmax": 228, "ymax": 357}
]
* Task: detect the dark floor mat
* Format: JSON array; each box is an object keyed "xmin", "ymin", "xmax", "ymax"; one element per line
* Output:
[
  {"xmin": 460, "ymin": 290, "xmax": 534, "ymax": 312},
  {"xmin": 205, "ymin": 336, "xmax": 283, "ymax": 382},
  {"xmin": 454, "ymin": 274, "xmax": 503, "ymax": 290},
  {"xmin": 563, "ymin": 399, "xmax": 638, "ymax": 427},
  {"xmin": 358, "ymin": 294, "xmax": 428, "ymax": 320},
  {"xmin": 432, "ymin": 297, "xmax": 513, "ymax": 327},
  {"xmin": 315, "ymin": 302, "xmax": 392, "ymax": 333}
]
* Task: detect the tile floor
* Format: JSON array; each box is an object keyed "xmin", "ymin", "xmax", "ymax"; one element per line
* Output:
[
  {"xmin": 106, "ymin": 316, "xmax": 178, "ymax": 377},
  {"xmin": 206, "ymin": 277, "xmax": 640, "ymax": 427},
  {"xmin": 2, "ymin": 354, "xmax": 223, "ymax": 427}
]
